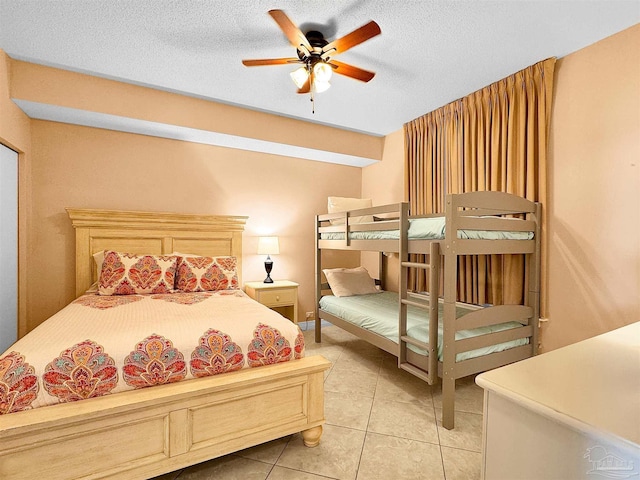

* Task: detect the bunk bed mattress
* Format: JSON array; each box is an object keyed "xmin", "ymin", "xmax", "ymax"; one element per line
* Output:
[
  {"xmin": 0, "ymin": 290, "xmax": 304, "ymax": 415},
  {"xmin": 321, "ymin": 217, "xmax": 534, "ymax": 240},
  {"xmin": 319, "ymin": 291, "xmax": 528, "ymax": 362}
]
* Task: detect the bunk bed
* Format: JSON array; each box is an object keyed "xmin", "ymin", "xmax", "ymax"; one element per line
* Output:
[{"xmin": 315, "ymin": 191, "xmax": 541, "ymax": 430}]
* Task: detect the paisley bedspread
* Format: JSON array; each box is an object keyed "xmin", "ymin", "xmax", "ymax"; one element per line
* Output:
[{"xmin": 0, "ymin": 290, "xmax": 305, "ymax": 415}]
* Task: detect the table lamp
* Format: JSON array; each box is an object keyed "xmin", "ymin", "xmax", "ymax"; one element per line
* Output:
[{"xmin": 257, "ymin": 236, "xmax": 279, "ymax": 283}]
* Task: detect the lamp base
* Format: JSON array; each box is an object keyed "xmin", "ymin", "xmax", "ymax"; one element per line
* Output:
[{"xmin": 263, "ymin": 258, "xmax": 274, "ymax": 283}]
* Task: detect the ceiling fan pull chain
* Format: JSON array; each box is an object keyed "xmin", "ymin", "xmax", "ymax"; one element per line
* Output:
[{"xmin": 309, "ymin": 65, "xmax": 316, "ymax": 114}]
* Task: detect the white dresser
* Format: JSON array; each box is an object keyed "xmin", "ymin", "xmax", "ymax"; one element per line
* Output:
[{"xmin": 476, "ymin": 322, "xmax": 640, "ymax": 479}]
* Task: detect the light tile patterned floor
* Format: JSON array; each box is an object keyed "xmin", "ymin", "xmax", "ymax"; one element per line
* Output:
[{"xmin": 153, "ymin": 325, "xmax": 483, "ymax": 480}]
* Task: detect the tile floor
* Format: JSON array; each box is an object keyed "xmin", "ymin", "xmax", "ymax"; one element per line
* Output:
[{"xmin": 153, "ymin": 325, "xmax": 484, "ymax": 480}]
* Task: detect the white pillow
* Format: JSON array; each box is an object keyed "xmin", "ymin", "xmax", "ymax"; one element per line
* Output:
[
  {"xmin": 323, "ymin": 266, "xmax": 380, "ymax": 297},
  {"xmin": 327, "ymin": 197, "xmax": 374, "ymax": 225},
  {"xmin": 93, "ymin": 250, "xmax": 105, "ymax": 278}
]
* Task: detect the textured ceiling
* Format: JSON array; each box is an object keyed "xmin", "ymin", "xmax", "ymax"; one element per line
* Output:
[{"xmin": 0, "ymin": 1, "xmax": 638, "ymax": 136}]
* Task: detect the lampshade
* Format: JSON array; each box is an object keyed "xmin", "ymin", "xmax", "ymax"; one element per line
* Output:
[
  {"xmin": 257, "ymin": 236, "xmax": 280, "ymax": 255},
  {"xmin": 313, "ymin": 62, "xmax": 333, "ymax": 83},
  {"xmin": 313, "ymin": 79, "xmax": 331, "ymax": 93},
  {"xmin": 289, "ymin": 67, "xmax": 308, "ymax": 89},
  {"xmin": 290, "ymin": 62, "xmax": 333, "ymax": 92}
]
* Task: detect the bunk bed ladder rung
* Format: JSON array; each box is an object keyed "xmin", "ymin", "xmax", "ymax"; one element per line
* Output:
[
  {"xmin": 400, "ymin": 335, "xmax": 429, "ymax": 351},
  {"xmin": 400, "ymin": 298, "xmax": 429, "ymax": 310},
  {"xmin": 401, "ymin": 261, "xmax": 431, "ymax": 270},
  {"xmin": 399, "ymin": 362, "xmax": 431, "ymax": 383}
]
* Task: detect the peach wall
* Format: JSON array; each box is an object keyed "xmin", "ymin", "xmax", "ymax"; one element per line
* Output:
[
  {"xmin": 545, "ymin": 24, "xmax": 640, "ymax": 351},
  {"xmin": 0, "ymin": 50, "xmax": 31, "ymax": 338},
  {"xmin": 361, "ymin": 128, "xmax": 405, "ymax": 289},
  {"xmin": 4, "ymin": 54, "xmax": 374, "ymax": 333},
  {"xmin": 27, "ymin": 120, "xmax": 363, "ymax": 331},
  {"xmin": 362, "ymin": 128, "xmax": 405, "ymax": 203},
  {"xmin": 7, "ymin": 56, "xmax": 378, "ymax": 333}
]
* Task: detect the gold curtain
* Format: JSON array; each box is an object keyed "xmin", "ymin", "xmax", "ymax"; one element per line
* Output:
[
  {"xmin": 404, "ymin": 109, "xmax": 447, "ymax": 292},
  {"xmin": 404, "ymin": 58, "xmax": 555, "ymax": 309}
]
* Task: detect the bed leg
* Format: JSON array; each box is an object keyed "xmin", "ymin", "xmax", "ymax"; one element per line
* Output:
[
  {"xmin": 442, "ymin": 376, "xmax": 455, "ymax": 430},
  {"xmin": 315, "ymin": 316, "xmax": 321, "ymax": 343},
  {"xmin": 302, "ymin": 425, "xmax": 323, "ymax": 447}
]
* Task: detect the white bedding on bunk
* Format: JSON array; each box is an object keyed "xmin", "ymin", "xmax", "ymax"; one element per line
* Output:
[
  {"xmin": 319, "ymin": 291, "xmax": 528, "ymax": 362},
  {"xmin": 320, "ymin": 216, "xmax": 534, "ymax": 241}
]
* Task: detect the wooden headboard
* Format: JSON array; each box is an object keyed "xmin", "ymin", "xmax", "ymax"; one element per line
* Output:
[{"xmin": 66, "ymin": 208, "xmax": 248, "ymax": 297}]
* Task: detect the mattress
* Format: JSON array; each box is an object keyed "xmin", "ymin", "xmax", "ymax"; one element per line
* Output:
[
  {"xmin": 319, "ymin": 291, "xmax": 528, "ymax": 362},
  {"xmin": 320, "ymin": 216, "xmax": 534, "ymax": 241},
  {"xmin": 0, "ymin": 290, "xmax": 304, "ymax": 415}
]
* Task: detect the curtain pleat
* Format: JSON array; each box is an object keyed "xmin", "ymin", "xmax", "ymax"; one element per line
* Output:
[{"xmin": 404, "ymin": 58, "xmax": 555, "ymax": 310}]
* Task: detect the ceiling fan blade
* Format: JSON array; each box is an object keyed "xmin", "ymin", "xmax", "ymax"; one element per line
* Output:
[
  {"xmin": 242, "ymin": 58, "xmax": 301, "ymax": 66},
  {"xmin": 330, "ymin": 60, "xmax": 376, "ymax": 82},
  {"xmin": 268, "ymin": 9, "xmax": 312, "ymax": 51},
  {"xmin": 322, "ymin": 20, "xmax": 381, "ymax": 57},
  {"xmin": 297, "ymin": 77, "xmax": 311, "ymax": 94}
]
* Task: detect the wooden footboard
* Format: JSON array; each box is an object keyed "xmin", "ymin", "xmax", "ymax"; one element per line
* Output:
[{"xmin": 0, "ymin": 355, "xmax": 330, "ymax": 480}]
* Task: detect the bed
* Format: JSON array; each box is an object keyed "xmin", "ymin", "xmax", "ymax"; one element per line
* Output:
[
  {"xmin": 0, "ymin": 208, "xmax": 330, "ymax": 480},
  {"xmin": 315, "ymin": 191, "xmax": 540, "ymax": 430}
]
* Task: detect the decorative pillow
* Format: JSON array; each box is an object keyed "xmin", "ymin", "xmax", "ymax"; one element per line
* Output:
[
  {"xmin": 323, "ymin": 266, "xmax": 380, "ymax": 297},
  {"xmin": 98, "ymin": 251, "xmax": 179, "ymax": 296},
  {"xmin": 175, "ymin": 256, "xmax": 239, "ymax": 292},
  {"xmin": 328, "ymin": 197, "xmax": 374, "ymax": 225}
]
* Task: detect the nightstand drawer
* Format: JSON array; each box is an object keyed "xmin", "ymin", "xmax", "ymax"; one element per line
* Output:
[{"xmin": 258, "ymin": 289, "xmax": 296, "ymax": 306}]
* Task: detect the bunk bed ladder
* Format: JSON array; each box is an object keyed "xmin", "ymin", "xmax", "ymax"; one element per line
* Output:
[{"xmin": 398, "ymin": 238, "xmax": 440, "ymax": 386}]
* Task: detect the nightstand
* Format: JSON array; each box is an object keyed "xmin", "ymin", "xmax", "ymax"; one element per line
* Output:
[{"xmin": 244, "ymin": 280, "xmax": 299, "ymax": 323}]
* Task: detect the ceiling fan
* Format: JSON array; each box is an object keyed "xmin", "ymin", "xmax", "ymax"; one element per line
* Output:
[{"xmin": 242, "ymin": 9, "xmax": 381, "ymax": 112}]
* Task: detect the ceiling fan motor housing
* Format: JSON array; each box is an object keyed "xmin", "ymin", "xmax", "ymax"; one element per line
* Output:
[{"xmin": 297, "ymin": 30, "xmax": 329, "ymax": 61}]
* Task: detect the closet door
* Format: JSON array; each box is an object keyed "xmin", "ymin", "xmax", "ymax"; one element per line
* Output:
[{"xmin": 0, "ymin": 143, "xmax": 18, "ymax": 353}]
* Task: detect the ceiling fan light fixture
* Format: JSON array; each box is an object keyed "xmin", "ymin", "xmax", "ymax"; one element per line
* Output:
[
  {"xmin": 313, "ymin": 61, "xmax": 333, "ymax": 83},
  {"xmin": 313, "ymin": 79, "xmax": 331, "ymax": 93},
  {"xmin": 290, "ymin": 66, "xmax": 309, "ymax": 88}
]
